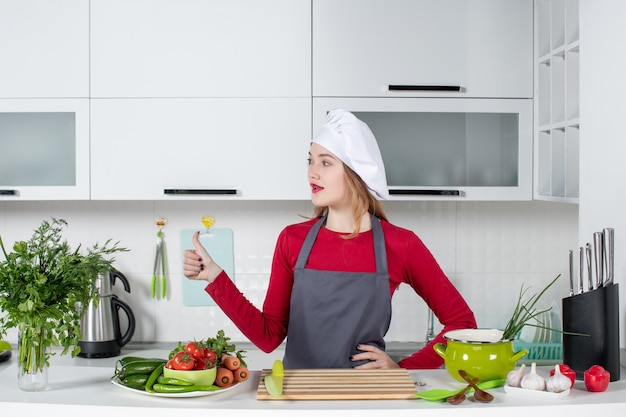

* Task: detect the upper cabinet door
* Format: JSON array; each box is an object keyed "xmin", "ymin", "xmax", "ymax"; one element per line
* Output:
[
  {"xmin": 90, "ymin": 0, "xmax": 311, "ymax": 98},
  {"xmin": 90, "ymin": 98, "xmax": 311, "ymax": 200},
  {"xmin": 0, "ymin": 0, "xmax": 89, "ymax": 98},
  {"xmin": 313, "ymin": 0, "xmax": 533, "ymax": 98},
  {"xmin": 0, "ymin": 99, "xmax": 90, "ymax": 200}
]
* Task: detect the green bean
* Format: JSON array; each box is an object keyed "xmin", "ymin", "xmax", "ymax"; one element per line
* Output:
[
  {"xmin": 145, "ymin": 363, "xmax": 165, "ymax": 393},
  {"xmin": 152, "ymin": 383, "xmax": 222, "ymax": 393},
  {"xmin": 157, "ymin": 376, "xmax": 193, "ymax": 386}
]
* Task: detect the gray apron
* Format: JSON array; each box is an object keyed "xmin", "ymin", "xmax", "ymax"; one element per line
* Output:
[{"xmin": 283, "ymin": 214, "xmax": 392, "ymax": 368}]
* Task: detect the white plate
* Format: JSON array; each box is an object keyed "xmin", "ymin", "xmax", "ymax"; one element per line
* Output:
[
  {"xmin": 539, "ymin": 311, "xmax": 552, "ymax": 343},
  {"xmin": 111, "ymin": 378, "xmax": 241, "ymax": 398},
  {"xmin": 504, "ymin": 384, "xmax": 570, "ymax": 399},
  {"xmin": 532, "ymin": 315, "xmax": 541, "ymax": 343},
  {"xmin": 519, "ymin": 322, "xmax": 536, "ymax": 343},
  {"xmin": 550, "ymin": 300, "xmax": 562, "ymax": 343},
  {"xmin": 532, "ymin": 311, "xmax": 551, "ymax": 343},
  {"xmin": 533, "ymin": 312, "xmax": 544, "ymax": 343}
]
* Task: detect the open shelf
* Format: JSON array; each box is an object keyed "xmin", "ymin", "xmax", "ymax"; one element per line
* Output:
[{"xmin": 534, "ymin": 0, "xmax": 579, "ymax": 203}]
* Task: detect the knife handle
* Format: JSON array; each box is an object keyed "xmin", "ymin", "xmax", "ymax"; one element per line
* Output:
[
  {"xmin": 579, "ymin": 247, "xmax": 585, "ymax": 294},
  {"xmin": 593, "ymin": 232, "xmax": 604, "ymax": 289},
  {"xmin": 568, "ymin": 249, "xmax": 574, "ymax": 296},
  {"xmin": 603, "ymin": 228, "xmax": 614, "ymax": 286},
  {"xmin": 585, "ymin": 243, "xmax": 593, "ymax": 292}
]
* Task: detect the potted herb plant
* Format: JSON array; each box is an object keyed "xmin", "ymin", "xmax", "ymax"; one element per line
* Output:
[{"xmin": 0, "ymin": 218, "xmax": 127, "ymax": 391}]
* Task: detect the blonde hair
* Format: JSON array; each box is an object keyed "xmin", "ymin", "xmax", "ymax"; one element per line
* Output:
[{"xmin": 312, "ymin": 164, "xmax": 388, "ymax": 238}]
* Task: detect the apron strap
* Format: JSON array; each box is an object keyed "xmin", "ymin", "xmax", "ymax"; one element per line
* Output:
[
  {"xmin": 295, "ymin": 213, "xmax": 388, "ymax": 274},
  {"xmin": 294, "ymin": 215, "xmax": 326, "ymax": 270},
  {"xmin": 371, "ymin": 215, "xmax": 388, "ymax": 274}
]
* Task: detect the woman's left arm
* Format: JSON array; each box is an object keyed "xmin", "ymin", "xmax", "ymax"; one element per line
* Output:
[{"xmin": 388, "ymin": 228, "xmax": 477, "ymax": 369}]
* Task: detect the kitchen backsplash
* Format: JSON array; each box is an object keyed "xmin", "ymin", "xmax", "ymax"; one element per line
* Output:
[{"xmin": 0, "ymin": 200, "xmax": 578, "ymax": 346}]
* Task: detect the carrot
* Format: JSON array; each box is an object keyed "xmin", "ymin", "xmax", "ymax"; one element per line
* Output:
[
  {"xmin": 215, "ymin": 366, "xmax": 234, "ymax": 387},
  {"xmin": 233, "ymin": 366, "xmax": 249, "ymax": 382},
  {"xmin": 221, "ymin": 354, "xmax": 240, "ymax": 370}
]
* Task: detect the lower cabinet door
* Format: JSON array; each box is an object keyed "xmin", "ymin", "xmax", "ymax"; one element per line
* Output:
[{"xmin": 90, "ymin": 98, "xmax": 311, "ymax": 200}]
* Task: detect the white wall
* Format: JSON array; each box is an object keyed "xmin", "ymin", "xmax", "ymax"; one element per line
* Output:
[
  {"xmin": 0, "ymin": 200, "xmax": 577, "ymax": 347},
  {"xmin": 579, "ymin": 1, "xmax": 626, "ymax": 348}
]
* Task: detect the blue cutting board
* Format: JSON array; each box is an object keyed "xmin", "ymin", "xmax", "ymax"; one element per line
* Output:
[{"xmin": 180, "ymin": 228, "xmax": 234, "ymax": 306}]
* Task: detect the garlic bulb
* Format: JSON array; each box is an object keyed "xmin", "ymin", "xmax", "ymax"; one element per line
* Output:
[
  {"xmin": 546, "ymin": 364, "xmax": 571, "ymax": 393},
  {"xmin": 506, "ymin": 363, "xmax": 526, "ymax": 387},
  {"xmin": 520, "ymin": 362, "xmax": 546, "ymax": 391}
]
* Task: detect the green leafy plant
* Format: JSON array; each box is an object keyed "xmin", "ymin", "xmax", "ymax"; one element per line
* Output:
[
  {"xmin": 502, "ymin": 274, "xmax": 561, "ymax": 340},
  {"xmin": 0, "ymin": 218, "xmax": 128, "ymax": 375}
]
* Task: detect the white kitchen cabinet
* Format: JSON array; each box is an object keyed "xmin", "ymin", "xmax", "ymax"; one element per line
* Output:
[
  {"xmin": 312, "ymin": 0, "xmax": 533, "ymax": 98},
  {"xmin": 90, "ymin": 0, "xmax": 311, "ymax": 98},
  {"xmin": 534, "ymin": 0, "xmax": 579, "ymax": 203},
  {"xmin": 0, "ymin": 0, "xmax": 89, "ymax": 98},
  {"xmin": 314, "ymin": 97, "xmax": 533, "ymax": 201},
  {"xmin": 0, "ymin": 99, "xmax": 90, "ymax": 200},
  {"xmin": 90, "ymin": 98, "xmax": 311, "ymax": 200}
]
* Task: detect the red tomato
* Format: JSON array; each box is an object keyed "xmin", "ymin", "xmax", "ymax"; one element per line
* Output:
[
  {"xmin": 192, "ymin": 348, "xmax": 217, "ymax": 369},
  {"xmin": 549, "ymin": 364, "xmax": 576, "ymax": 388},
  {"xmin": 584, "ymin": 365, "xmax": 610, "ymax": 392},
  {"xmin": 172, "ymin": 351, "xmax": 195, "ymax": 371},
  {"xmin": 186, "ymin": 342, "xmax": 211, "ymax": 362},
  {"xmin": 165, "ymin": 358, "xmax": 175, "ymax": 369},
  {"xmin": 185, "ymin": 342, "xmax": 199, "ymax": 357},
  {"xmin": 204, "ymin": 349, "xmax": 217, "ymax": 364}
]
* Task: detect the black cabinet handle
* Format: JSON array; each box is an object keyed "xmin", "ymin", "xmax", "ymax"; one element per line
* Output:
[
  {"xmin": 0, "ymin": 189, "xmax": 18, "ymax": 196},
  {"xmin": 164, "ymin": 189, "xmax": 238, "ymax": 195},
  {"xmin": 389, "ymin": 189, "xmax": 462, "ymax": 196},
  {"xmin": 388, "ymin": 85, "xmax": 462, "ymax": 92}
]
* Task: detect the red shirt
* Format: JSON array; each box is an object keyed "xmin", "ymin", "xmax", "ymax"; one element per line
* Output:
[{"xmin": 206, "ymin": 217, "xmax": 476, "ymax": 369}]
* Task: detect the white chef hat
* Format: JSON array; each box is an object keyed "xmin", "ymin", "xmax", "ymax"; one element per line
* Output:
[{"xmin": 312, "ymin": 109, "xmax": 389, "ymax": 200}]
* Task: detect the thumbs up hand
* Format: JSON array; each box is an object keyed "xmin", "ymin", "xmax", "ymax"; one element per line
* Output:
[{"xmin": 182, "ymin": 231, "xmax": 223, "ymax": 283}]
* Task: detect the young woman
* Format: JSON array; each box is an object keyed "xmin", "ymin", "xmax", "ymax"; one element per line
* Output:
[{"xmin": 182, "ymin": 109, "xmax": 476, "ymax": 369}]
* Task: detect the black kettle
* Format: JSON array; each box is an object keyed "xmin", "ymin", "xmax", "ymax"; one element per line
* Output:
[{"xmin": 77, "ymin": 269, "xmax": 136, "ymax": 358}]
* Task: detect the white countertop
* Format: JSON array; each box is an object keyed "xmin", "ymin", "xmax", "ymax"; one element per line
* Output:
[{"xmin": 1, "ymin": 347, "xmax": 625, "ymax": 416}]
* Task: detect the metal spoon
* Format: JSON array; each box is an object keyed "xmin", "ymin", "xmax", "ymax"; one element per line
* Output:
[
  {"xmin": 446, "ymin": 377, "xmax": 478, "ymax": 405},
  {"xmin": 458, "ymin": 370, "xmax": 495, "ymax": 403}
]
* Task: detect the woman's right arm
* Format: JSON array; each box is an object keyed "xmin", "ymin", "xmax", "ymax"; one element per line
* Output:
[{"xmin": 203, "ymin": 227, "xmax": 298, "ymax": 353}]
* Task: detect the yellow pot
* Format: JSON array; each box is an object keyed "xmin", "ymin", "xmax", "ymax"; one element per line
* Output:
[{"xmin": 433, "ymin": 329, "xmax": 528, "ymax": 382}]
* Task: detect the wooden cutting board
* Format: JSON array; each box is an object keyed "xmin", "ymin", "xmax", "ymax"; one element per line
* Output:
[{"xmin": 256, "ymin": 369, "xmax": 417, "ymax": 400}]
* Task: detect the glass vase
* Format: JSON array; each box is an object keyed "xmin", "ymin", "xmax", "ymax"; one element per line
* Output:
[{"xmin": 17, "ymin": 326, "xmax": 49, "ymax": 391}]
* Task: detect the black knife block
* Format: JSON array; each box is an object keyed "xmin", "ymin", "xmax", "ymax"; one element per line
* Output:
[{"xmin": 562, "ymin": 283, "xmax": 620, "ymax": 381}]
